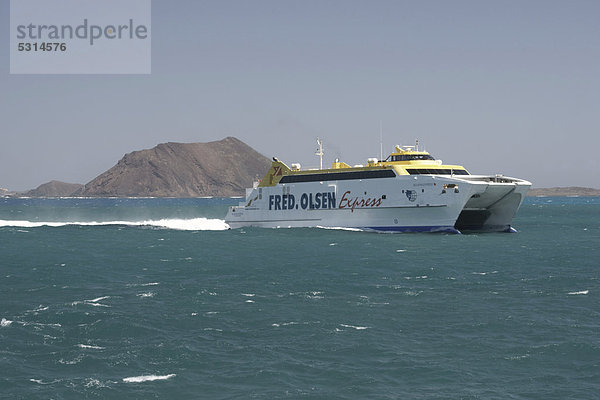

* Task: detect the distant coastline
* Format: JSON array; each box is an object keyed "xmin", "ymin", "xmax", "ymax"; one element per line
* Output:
[
  {"xmin": 1, "ymin": 136, "xmax": 598, "ymax": 199},
  {"xmin": 3, "ymin": 186, "xmax": 600, "ymax": 198},
  {"xmin": 526, "ymin": 187, "xmax": 600, "ymax": 197}
]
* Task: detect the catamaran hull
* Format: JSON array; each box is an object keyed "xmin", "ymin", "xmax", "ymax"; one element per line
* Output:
[
  {"xmin": 225, "ymin": 175, "xmax": 531, "ymax": 233},
  {"xmin": 454, "ymin": 176, "xmax": 531, "ymax": 232},
  {"xmin": 227, "ymin": 205, "xmax": 463, "ymax": 233}
]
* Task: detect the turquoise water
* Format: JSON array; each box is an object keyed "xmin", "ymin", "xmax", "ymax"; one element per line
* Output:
[{"xmin": 1, "ymin": 197, "xmax": 598, "ymax": 399}]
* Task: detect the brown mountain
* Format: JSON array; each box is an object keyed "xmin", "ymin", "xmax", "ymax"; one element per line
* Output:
[
  {"xmin": 22, "ymin": 181, "xmax": 84, "ymax": 197},
  {"xmin": 76, "ymin": 137, "xmax": 271, "ymax": 197}
]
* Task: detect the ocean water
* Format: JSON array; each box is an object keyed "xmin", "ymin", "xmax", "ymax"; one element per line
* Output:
[{"xmin": 0, "ymin": 196, "xmax": 598, "ymax": 399}]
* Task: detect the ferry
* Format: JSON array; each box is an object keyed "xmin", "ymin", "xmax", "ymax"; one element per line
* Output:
[{"xmin": 225, "ymin": 140, "xmax": 531, "ymax": 233}]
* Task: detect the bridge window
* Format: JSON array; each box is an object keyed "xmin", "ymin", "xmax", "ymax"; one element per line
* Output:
[{"xmin": 390, "ymin": 154, "xmax": 435, "ymax": 161}]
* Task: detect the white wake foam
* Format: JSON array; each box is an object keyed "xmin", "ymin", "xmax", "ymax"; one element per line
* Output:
[
  {"xmin": 30, "ymin": 378, "xmax": 61, "ymax": 385},
  {"xmin": 122, "ymin": 374, "xmax": 176, "ymax": 383},
  {"xmin": 87, "ymin": 296, "xmax": 110, "ymax": 303},
  {"xmin": 77, "ymin": 344, "xmax": 105, "ymax": 350},
  {"xmin": 340, "ymin": 323, "xmax": 369, "ymax": 330},
  {"xmin": 316, "ymin": 226, "xmax": 364, "ymax": 232},
  {"xmin": 568, "ymin": 290, "xmax": 589, "ymax": 295},
  {"xmin": 0, "ymin": 218, "xmax": 229, "ymax": 231},
  {"xmin": 126, "ymin": 282, "xmax": 159, "ymax": 287}
]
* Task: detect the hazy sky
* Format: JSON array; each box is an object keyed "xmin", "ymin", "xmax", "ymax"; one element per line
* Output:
[{"xmin": 2, "ymin": 0, "xmax": 599, "ymax": 191}]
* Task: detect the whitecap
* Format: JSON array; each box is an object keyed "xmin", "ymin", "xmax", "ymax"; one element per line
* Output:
[
  {"xmin": 20, "ymin": 321, "xmax": 62, "ymax": 328},
  {"xmin": 77, "ymin": 344, "xmax": 105, "ymax": 350},
  {"xmin": 568, "ymin": 290, "xmax": 589, "ymax": 295},
  {"xmin": 137, "ymin": 292, "xmax": 155, "ymax": 298},
  {"xmin": 272, "ymin": 321, "xmax": 297, "ymax": 327},
  {"xmin": 87, "ymin": 296, "xmax": 110, "ymax": 303},
  {"xmin": 122, "ymin": 374, "xmax": 176, "ymax": 383},
  {"xmin": 86, "ymin": 301, "xmax": 110, "ymax": 307},
  {"xmin": 241, "ymin": 293, "xmax": 255, "ymax": 297},
  {"xmin": 1, "ymin": 318, "xmax": 13, "ymax": 327},
  {"xmin": 504, "ymin": 353, "xmax": 531, "ymax": 360},
  {"xmin": 245, "ymin": 300, "xmax": 255, "ymax": 303},
  {"xmin": 305, "ymin": 291, "xmax": 324, "ymax": 299},
  {"xmin": 340, "ymin": 324, "xmax": 369, "ymax": 330},
  {"xmin": 28, "ymin": 305, "xmax": 49, "ymax": 313},
  {"xmin": 84, "ymin": 378, "xmax": 110, "ymax": 388},
  {"xmin": 73, "ymin": 296, "xmax": 111, "ymax": 308},
  {"xmin": 30, "ymin": 378, "xmax": 61, "ymax": 385},
  {"xmin": 127, "ymin": 282, "xmax": 159, "ymax": 287},
  {"xmin": 58, "ymin": 355, "xmax": 82, "ymax": 365}
]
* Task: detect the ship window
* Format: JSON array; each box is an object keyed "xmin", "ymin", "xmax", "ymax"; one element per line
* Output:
[
  {"xmin": 279, "ymin": 169, "xmax": 396, "ymax": 184},
  {"xmin": 391, "ymin": 154, "xmax": 435, "ymax": 161},
  {"xmin": 406, "ymin": 169, "xmax": 469, "ymax": 175}
]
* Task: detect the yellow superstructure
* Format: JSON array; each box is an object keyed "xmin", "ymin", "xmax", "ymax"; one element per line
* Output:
[
  {"xmin": 379, "ymin": 145, "xmax": 468, "ymax": 176},
  {"xmin": 258, "ymin": 145, "xmax": 469, "ymax": 187}
]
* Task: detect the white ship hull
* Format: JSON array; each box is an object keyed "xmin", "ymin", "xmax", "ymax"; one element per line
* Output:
[{"xmin": 225, "ymin": 174, "xmax": 531, "ymax": 233}]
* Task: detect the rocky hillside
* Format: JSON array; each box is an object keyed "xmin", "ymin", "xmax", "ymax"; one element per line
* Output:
[
  {"xmin": 22, "ymin": 181, "xmax": 84, "ymax": 197},
  {"xmin": 75, "ymin": 137, "xmax": 271, "ymax": 197}
]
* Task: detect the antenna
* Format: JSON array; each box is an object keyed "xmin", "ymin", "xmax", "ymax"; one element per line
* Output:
[
  {"xmin": 315, "ymin": 138, "xmax": 324, "ymax": 169},
  {"xmin": 379, "ymin": 120, "xmax": 383, "ymax": 161}
]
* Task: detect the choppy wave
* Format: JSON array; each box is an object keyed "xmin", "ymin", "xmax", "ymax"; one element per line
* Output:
[
  {"xmin": 72, "ymin": 296, "xmax": 111, "ymax": 308},
  {"xmin": 340, "ymin": 324, "xmax": 370, "ymax": 330},
  {"xmin": 30, "ymin": 378, "xmax": 62, "ymax": 385},
  {"xmin": 0, "ymin": 218, "xmax": 229, "ymax": 231},
  {"xmin": 77, "ymin": 344, "xmax": 105, "ymax": 350},
  {"xmin": 122, "ymin": 374, "xmax": 176, "ymax": 383},
  {"xmin": 567, "ymin": 290, "xmax": 589, "ymax": 295}
]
